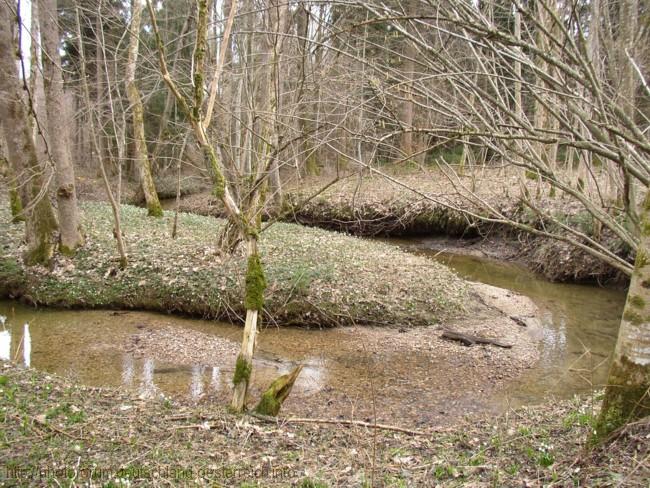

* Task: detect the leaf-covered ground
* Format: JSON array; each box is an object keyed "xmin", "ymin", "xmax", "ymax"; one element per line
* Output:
[
  {"xmin": 0, "ymin": 199, "xmax": 468, "ymax": 327},
  {"xmin": 1, "ymin": 363, "xmax": 647, "ymax": 487},
  {"xmin": 173, "ymin": 168, "xmax": 631, "ymax": 284}
]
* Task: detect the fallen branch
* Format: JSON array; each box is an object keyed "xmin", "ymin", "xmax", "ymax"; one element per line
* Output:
[
  {"xmin": 249, "ymin": 413, "xmax": 428, "ymax": 436},
  {"xmin": 442, "ymin": 330, "xmax": 512, "ymax": 348}
]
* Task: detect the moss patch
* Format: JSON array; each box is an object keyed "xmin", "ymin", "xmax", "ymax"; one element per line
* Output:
[
  {"xmin": 9, "ymin": 188, "xmax": 24, "ymax": 223},
  {"xmin": 244, "ymin": 253, "xmax": 266, "ymax": 311},
  {"xmin": 232, "ymin": 355, "xmax": 252, "ymax": 386}
]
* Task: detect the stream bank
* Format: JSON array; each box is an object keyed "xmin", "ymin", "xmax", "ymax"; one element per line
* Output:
[
  {"xmin": 168, "ymin": 170, "xmax": 632, "ymax": 285},
  {"xmin": 0, "ymin": 200, "xmax": 470, "ymax": 328},
  {"xmin": 1, "ymin": 363, "xmax": 647, "ymax": 487}
]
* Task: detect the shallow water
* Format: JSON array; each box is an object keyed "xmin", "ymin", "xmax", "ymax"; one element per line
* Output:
[
  {"xmin": 0, "ymin": 237, "xmax": 627, "ymax": 421},
  {"xmin": 389, "ymin": 237, "xmax": 626, "ymax": 407}
]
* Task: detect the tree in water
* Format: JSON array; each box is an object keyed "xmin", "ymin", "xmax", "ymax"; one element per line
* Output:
[
  {"xmin": 0, "ymin": 1, "xmax": 59, "ymax": 265},
  {"xmin": 147, "ymin": 0, "xmax": 285, "ymax": 412}
]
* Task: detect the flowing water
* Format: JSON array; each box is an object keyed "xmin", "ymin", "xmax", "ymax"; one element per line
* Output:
[
  {"xmin": 390, "ymin": 237, "xmax": 627, "ymax": 409},
  {"xmin": 0, "ymin": 237, "xmax": 627, "ymax": 422}
]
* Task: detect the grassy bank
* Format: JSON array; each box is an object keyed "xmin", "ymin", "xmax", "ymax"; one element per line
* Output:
[
  {"xmin": 0, "ymin": 200, "xmax": 467, "ymax": 327},
  {"xmin": 174, "ymin": 169, "xmax": 631, "ymax": 284},
  {"xmin": 1, "ymin": 363, "xmax": 647, "ymax": 487}
]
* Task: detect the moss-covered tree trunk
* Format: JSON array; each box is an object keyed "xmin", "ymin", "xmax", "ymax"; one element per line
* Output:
[
  {"xmin": 126, "ymin": 0, "xmax": 162, "ymax": 218},
  {"xmin": 231, "ymin": 237, "xmax": 266, "ymax": 412},
  {"xmin": 38, "ymin": 0, "xmax": 84, "ymax": 253},
  {"xmin": 0, "ymin": 3, "xmax": 59, "ymax": 265},
  {"xmin": 596, "ymin": 190, "xmax": 650, "ymax": 437}
]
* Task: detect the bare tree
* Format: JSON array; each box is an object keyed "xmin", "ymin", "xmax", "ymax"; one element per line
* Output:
[
  {"xmin": 38, "ymin": 0, "xmax": 84, "ymax": 253},
  {"xmin": 75, "ymin": 2, "xmax": 128, "ymax": 268},
  {"xmin": 125, "ymin": 0, "xmax": 163, "ymax": 217},
  {"xmin": 0, "ymin": 1, "xmax": 59, "ymax": 266}
]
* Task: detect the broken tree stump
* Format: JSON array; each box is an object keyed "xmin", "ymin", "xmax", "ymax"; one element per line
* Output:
[
  {"xmin": 441, "ymin": 330, "xmax": 512, "ymax": 348},
  {"xmin": 255, "ymin": 365, "xmax": 303, "ymax": 416}
]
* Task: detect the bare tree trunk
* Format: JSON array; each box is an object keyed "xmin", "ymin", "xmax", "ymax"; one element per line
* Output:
[
  {"xmin": 231, "ymin": 238, "xmax": 263, "ymax": 410},
  {"xmin": 399, "ymin": 31, "xmax": 415, "ymax": 159},
  {"xmin": 1, "ymin": 131, "xmax": 25, "ymax": 222},
  {"xmin": 533, "ymin": 1, "xmax": 560, "ymax": 168},
  {"xmin": 75, "ymin": 4, "xmax": 128, "ymax": 268},
  {"xmin": 0, "ymin": 2, "xmax": 59, "ymax": 265},
  {"xmin": 596, "ymin": 189, "xmax": 650, "ymax": 437},
  {"xmin": 38, "ymin": 0, "xmax": 84, "ymax": 253},
  {"xmin": 127, "ymin": 0, "xmax": 162, "ymax": 217}
]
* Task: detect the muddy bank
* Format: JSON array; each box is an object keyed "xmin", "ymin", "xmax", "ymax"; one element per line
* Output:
[
  {"xmin": 0, "ymin": 279, "xmax": 540, "ymax": 426},
  {"xmin": 170, "ymin": 170, "xmax": 631, "ymax": 284},
  {"xmin": 0, "ymin": 200, "xmax": 469, "ymax": 327},
  {"xmin": 123, "ymin": 282, "xmax": 542, "ymax": 424},
  {"xmin": 1, "ymin": 362, "xmax": 647, "ymax": 487}
]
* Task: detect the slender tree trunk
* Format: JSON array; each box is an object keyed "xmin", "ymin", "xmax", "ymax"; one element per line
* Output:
[
  {"xmin": 38, "ymin": 0, "xmax": 84, "ymax": 253},
  {"xmin": 75, "ymin": 5, "xmax": 128, "ymax": 268},
  {"xmin": 231, "ymin": 237, "xmax": 264, "ymax": 411},
  {"xmin": 126, "ymin": 0, "xmax": 162, "ymax": 217},
  {"xmin": 533, "ymin": 1, "xmax": 560, "ymax": 168},
  {"xmin": 399, "ymin": 33, "xmax": 415, "ymax": 159},
  {"xmin": 1, "ymin": 132, "xmax": 25, "ymax": 222},
  {"xmin": 0, "ymin": 2, "xmax": 58, "ymax": 265},
  {"xmin": 596, "ymin": 189, "xmax": 650, "ymax": 437}
]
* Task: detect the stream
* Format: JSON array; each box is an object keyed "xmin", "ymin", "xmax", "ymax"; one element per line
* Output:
[
  {"xmin": 390, "ymin": 238, "xmax": 626, "ymax": 409},
  {"xmin": 0, "ymin": 237, "xmax": 626, "ymax": 424}
]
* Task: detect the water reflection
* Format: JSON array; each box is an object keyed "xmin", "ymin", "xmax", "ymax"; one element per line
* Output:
[
  {"xmin": 0, "ymin": 329, "xmax": 10, "ymax": 361},
  {"xmin": 139, "ymin": 358, "xmax": 158, "ymax": 399},
  {"xmin": 23, "ymin": 324, "xmax": 31, "ymax": 367},
  {"xmin": 190, "ymin": 364, "xmax": 205, "ymax": 400},
  {"xmin": 390, "ymin": 237, "xmax": 626, "ymax": 406}
]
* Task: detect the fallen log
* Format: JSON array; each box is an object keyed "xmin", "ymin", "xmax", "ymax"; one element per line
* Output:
[{"xmin": 441, "ymin": 330, "xmax": 512, "ymax": 348}]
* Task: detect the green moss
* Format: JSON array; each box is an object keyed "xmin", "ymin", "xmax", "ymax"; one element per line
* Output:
[
  {"xmin": 305, "ymin": 154, "xmax": 320, "ymax": 176},
  {"xmin": 232, "ymin": 355, "xmax": 251, "ymax": 386},
  {"xmin": 59, "ymin": 244, "xmax": 75, "ymax": 257},
  {"xmin": 244, "ymin": 253, "xmax": 266, "ymax": 311},
  {"xmin": 525, "ymin": 170, "xmax": 539, "ymax": 181},
  {"xmin": 0, "ymin": 258, "xmax": 25, "ymax": 295},
  {"xmin": 147, "ymin": 202, "xmax": 163, "ymax": 218},
  {"xmin": 629, "ymin": 295, "xmax": 645, "ymax": 309},
  {"xmin": 593, "ymin": 357, "xmax": 650, "ymax": 441},
  {"xmin": 623, "ymin": 309, "xmax": 643, "ymax": 325},
  {"xmin": 9, "ymin": 188, "xmax": 24, "ymax": 223},
  {"xmin": 636, "ymin": 250, "xmax": 649, "ymax": 268},
  {"xmin": 641, "ymin": 220, "xmax": 650, "ymax": 237},
  {"xmin": 203, "ymin": 145, "xmax": 226, "ymax": 199},
  {"xmin": 255, "ymin": 390, "xmax": 281, "ymax": 416}
]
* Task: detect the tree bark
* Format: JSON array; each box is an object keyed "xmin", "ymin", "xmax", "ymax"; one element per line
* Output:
[
  {"xmin": 75, "ymin": 5, "xmax": 128, "ymax": 268},
  {"xmin": 596, "ymin": 189, "xmax": 650, "ymax": 437},
  {"xmin": 231, "ymin": 237, "xmax": 263, "ymax": 411},
  {"xmin": 126, "ymin": 0, "xmax": 162, "ymax": 217},
  {"xmin": 0, "ymin": 2, "xmax": 59, "ymax": 265},
  {"xmin": 38, "ymin": 0, "xmax": 84, "ymax": 253}
]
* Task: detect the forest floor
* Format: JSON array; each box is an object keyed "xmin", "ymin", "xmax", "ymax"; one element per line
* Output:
[
  {"xmin": 1, "ymin": 362, "xmax": 648, "ymax": 487},
  {"xmin": 160, "ymin": 167, "xmax": 631, "ymax": 285},
  {"xmin": 0, "ymin": 198, "xmax": 471, "ymax": 327}
]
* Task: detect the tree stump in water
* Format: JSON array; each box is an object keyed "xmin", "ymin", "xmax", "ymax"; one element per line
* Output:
[{"xmin": 255, "ymin": 365, "xmax": 303, "ymax": 416}]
